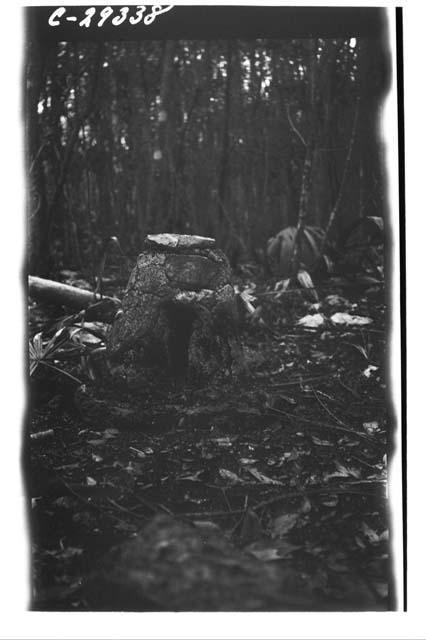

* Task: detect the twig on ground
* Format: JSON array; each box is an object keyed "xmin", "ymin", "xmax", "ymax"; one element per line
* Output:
[
  {"xmin": 338, "ymin": 377, "xmax": 360, "ymax": 399},
  {"xmin": 129, "ymin": 490, "xmax": 174, "ymax": 516},
  {"xmin": 221, "ymin": 488, "xmax": 233, "ymax": 512},
  {"xmin": 312, "ymin": 387, "xmax": 348, "ymax": 428},
  {"xmin": 229, "ymin": 495, "xmax": 249, "ymax": 535},
  {"xmin": 351, "ymin": 455, "xmax": 384, "ymax": 472},
  {"xmin": 266, "ymin": 374, "xmax": 337, "ymax": 388},
  {"xmin": 58, "ymin": 479, "xmax": 134, "ymax": 526},
  {"xmin": 182, "ymin": 481, "xmax": 386, "ymax": 519},
  {"xmin": 265, "ymin": 405, "xmax": 377, "ymax": 444},
  {"xmin": 251, "ymin": 481, "xmax": 386, "ymax": 512},
  {"xmin": 106, "ymin": 498, "xmax": 147, "ymax": 521}
]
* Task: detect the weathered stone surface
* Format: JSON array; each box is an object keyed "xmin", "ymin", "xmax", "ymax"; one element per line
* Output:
[
  {"xmin": 107, "ymin": 237, "xmax": 243, "ymax": 380},
  {"xmin": 145, "ymin": 233, "xmax": 215, "ymax": 250},
  {"xmin": 165, "ymin": 254, "xmax": 229, "ymax": 290}
]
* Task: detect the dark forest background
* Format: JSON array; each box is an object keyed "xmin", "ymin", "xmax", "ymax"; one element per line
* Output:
[{"xmin": 25, "ymin": 26, "xmax": 389, "ymax": 277}]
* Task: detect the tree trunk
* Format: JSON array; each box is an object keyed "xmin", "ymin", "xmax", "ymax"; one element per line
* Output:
[
  {"xmin": 26, "ymin": 39, "xmax": 49, "ymax": 276},
  {"xmin": 157, "ymin": 40, "xmax": 176, "ymax": 229},
  {"xmin": 217, "ymin": 41, "xmax": 233, "ymax": 231},
  {"xmin": 291, "ymin": 39, "xmax": 317, "ymax": 274}
]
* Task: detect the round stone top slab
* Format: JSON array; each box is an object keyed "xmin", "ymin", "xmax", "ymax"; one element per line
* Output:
[{"xmin": 145, "ymin": 233, "xmax": 216, "ymax": 251}]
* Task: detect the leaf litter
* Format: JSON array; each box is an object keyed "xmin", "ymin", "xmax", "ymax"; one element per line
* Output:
[{"xmin": 28, "ymin": 272, "xmax": 391, "ymax": 611}]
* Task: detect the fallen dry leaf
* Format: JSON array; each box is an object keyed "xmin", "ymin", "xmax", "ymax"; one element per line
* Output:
[
  {"xmin": 246, "ymin": 467, "xmax": 283, "ymax": 485},
  {"xmin": 330, "ymin": 312, "xmax": 373, "ymax": 326},
  {"xmin": 272, "ymin": 513, "xmax": 299, "ymax": 537},
  {"xmin": 218, "ymin": 468, "xmax": 244, "ymax": 484}
]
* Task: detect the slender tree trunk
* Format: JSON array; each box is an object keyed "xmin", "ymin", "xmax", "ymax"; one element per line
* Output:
[
  {"xmin": 291, "ymin": 39, "xmax": 317, "ymax": 274},
  {"xmin": 323, "ymin": 97, "xmax": 360, "ymax": 246},
  {"xmin": 359, "ymin": 160, "xmax": 365, "ymax": 218},
  {"xmin": 217, "ymin": 41, "xmax": 233, "ymax": 232},
  {"xmin": 292, "ymin": 139, "xmax": 314, "ymax": 271},
  {"xmin": 158, "ymin": 40, "xmax": 175, "ymax": 229},
  {"xmin": 26, "ymin": 39, "xmax": 49, "ymax": 275},
  {"xmin": 357, "ymin": 37, "xmax": 384, "ymax": 221},
  {"xmin": 128, "ymin": 43, "xmax": 145, "ymax": 242}
]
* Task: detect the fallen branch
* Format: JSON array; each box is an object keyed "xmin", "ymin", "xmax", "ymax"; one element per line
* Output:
[
  {"xmin": 28, "ymin": 276, "xmax": 121, "ymax": 322},
  {"xmin": 30, "ymin": 429, "xmax": 55, "ymax": 441}
]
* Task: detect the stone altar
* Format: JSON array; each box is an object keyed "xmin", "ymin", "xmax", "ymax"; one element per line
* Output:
[{"xmin": 107, "ymin": 234, "xmax": 243, "ymax": 381}]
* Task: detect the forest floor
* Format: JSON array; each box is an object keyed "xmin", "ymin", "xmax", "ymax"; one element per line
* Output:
[{"xmin": 26, "ymin": 267, "xmax": 393, "ymax": 611}]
